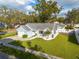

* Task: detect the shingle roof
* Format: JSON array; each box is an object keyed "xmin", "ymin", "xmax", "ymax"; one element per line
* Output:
[
  {"xmin": 17, "ymin": 23, "xmax": 65, "ymax": 32},
  {"xmin": 16, "ymin": 25, "xmax": 31, "ymax": 32},
  {"xmin": 26, "ymin": 23, "xmax": 54, "ymax": 31}
]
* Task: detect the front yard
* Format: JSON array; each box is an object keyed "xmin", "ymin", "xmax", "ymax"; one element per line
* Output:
[
  {"xmin": 0, "ymin": 32, "xmax": 16, "ymax": 39},
  {"xmin": 9, "ymin": 33, "xmax": 79, "ymax": 59}
]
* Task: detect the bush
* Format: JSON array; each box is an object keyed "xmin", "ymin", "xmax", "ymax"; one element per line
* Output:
[
  {"xmin": 44, "ymin": 30, "xmax": 51, "ymax": 35},
  {"xmin": 22, "ymin": 35, "xmax": 28, "ymax": 38},
  {"xmin": 65, "ymin": 25, "xmax": 74, "ymax": 29}
]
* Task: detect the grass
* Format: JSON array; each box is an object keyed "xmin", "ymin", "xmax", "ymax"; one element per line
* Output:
[
  {"xmin": 0, "ymin": 44, "xmax": 46, "ymax": 59},
  {"xmin": 9, "ymin": 33, "xmax": 79, "ymax": 59},
  {"xmin": 0, "ymin": 32, "xmax": 16, "ymax": 39}
]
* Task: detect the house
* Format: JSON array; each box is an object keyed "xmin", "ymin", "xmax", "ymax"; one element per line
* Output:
[
  {"xmin": 16, "ymin": 22, "xmax": 65, "ymax": 40},
  {"xmin": 0, "ymin": 22, "xmax": 7, "ymax": 35},
  {"xmin": 75, "ymin": 28, "xmax": 79, "ymax": 43},
  {"xmin": 74, "ymin": 24, "xmax": 79, "ymax": 28},
  {"xmin": 16, "ymin": 25, "xmax": 35, "ymax": 37},
  {"xmin": 0, "ymin": 22, "xmax": 7, "ymax": 29}
]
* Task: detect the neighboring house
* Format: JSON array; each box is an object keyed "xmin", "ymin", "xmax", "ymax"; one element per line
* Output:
[
  {"xmin": 16, "ymin": 22, "xmax": 65, "ymax": 40},
  {"xmin": 75, "ymin": 28, "xmax": 79, "ymax": 43},
  {"xmin": 0, "ymin": 22, "xmax": 7, "ymax": 29},
  {"xmin": 0, "ymin": 22, "xmax": 7, "ymax": 35},
  {"xmin": 74, "ymin": 24, "xmax": 79, "ymax": 28}
]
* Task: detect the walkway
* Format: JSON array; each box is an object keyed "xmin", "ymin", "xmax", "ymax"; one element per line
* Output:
[{"xmin": 4, "ymin": 35, "xmax": 37, "ymax": 41}]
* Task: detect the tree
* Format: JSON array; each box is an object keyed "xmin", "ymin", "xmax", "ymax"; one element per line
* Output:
[
  {"xmin": 65, "ymin": 8, "xmax": 79, "ymax": 25},
  {"xmin": 0, "ymin": 6, "xmax": 28, "ymax": 27},
  {"xmin": 27, "ymin": 41, "xmax": 32, "ymax": 47},
  {"xmin": 57, "ymin": 17, "xmax": 65, "ymax": 23},
  {"xmin": 34, "ymin": 44, "xmax": 43, "ymax": 51},
  {"xmin": 33, "ymin": 0, "xmax": 61, "ymax": 22}
]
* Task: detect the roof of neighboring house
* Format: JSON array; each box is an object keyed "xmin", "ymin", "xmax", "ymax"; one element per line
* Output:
[{"xmin": 26, "ymin": 23, "xmax": 54, "ymax": 31}]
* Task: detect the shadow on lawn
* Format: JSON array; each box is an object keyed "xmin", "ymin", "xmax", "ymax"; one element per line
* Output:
[
  {"xmin": 76, "ymin": 56, "xmax": 79, "ymax": 59},
  {"xmin": 68, "ymin": 31, "xmax": 78, "ymax": 45}
]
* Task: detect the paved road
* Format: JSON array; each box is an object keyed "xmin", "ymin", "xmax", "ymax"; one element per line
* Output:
[{"xmin": 0, "ymin": 52, "xmax": 17, "ymax": 59}]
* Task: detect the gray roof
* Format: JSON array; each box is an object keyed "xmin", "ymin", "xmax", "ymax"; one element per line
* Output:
[
  {"xmin": 26, "ymin": 23, "xmax": 54, "ymax": 31},
  {"xmin": 17, "ymin": 23, "xmax": 65, "ymax": 32},
  {"xmin": 16, "ymin": 25, "xmax": 31, "ymax": 32},
  {"xmin": 22, "ymin": 25, "xmax": 31, "ymax": 31}
]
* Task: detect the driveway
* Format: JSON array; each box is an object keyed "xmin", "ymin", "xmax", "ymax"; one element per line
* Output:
[
  {"xmin": 5, "ymin": 35, "xmax": 36, "ymax": 41},
  {"xmin": 0, "ymin": 35, "xmax": 35, "ymax": 44},
  {"xmin": 0, "ymin": 52, "xmax": 17, "ymax": 59}
]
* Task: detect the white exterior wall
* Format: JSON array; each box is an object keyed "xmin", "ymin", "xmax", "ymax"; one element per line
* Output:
[
  {"xmin": 17, "ymin": 31, "xmax": 25, "ymax": 37},
  {"xmin": 26, "ymin": 31, "xmax": 35, "ymax": 37},
  {"xmin": 17, "ymin": 31, "xmax": 35, "ymax": 38},
  {"xmin": 75, "ymin": 29, "xmax": 79, "ymax": 43}
]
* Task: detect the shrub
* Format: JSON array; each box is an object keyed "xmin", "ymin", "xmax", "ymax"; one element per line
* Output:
[
  {"xmin": 22, "ymin": 35, "xmax": 28, "ymax": 38},
  {"xmin": 65, "ymin": 25, "xmax": 74, "ymax": 29},
  {"xmin": 44, "ymin": 30, "xmax": 51, "ymax": 35}
]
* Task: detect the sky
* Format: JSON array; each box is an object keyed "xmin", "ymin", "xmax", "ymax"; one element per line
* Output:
[{"xmin": 0, "ymin": 0, "xmax": 79, "ymax": 16}]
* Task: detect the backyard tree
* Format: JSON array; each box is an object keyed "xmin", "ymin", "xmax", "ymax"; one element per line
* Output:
[
  {"xmin": 34, "ymin": 44, "xmax": 43, "ymax": 51},
  {"xmin": 57, "ymin": 17, "xmax": 65, "ymax": 23},
  {"xmin": 65, "ymin": 8, "xmax": 79, "ymax": 25},
  {"xmin": 33, "ymin": 0, "xmax": 61, "ymax": 22}
]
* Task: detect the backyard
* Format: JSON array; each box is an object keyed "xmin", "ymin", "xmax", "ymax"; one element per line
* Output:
[{"xmin": 9, "ymin": 32, "xmax": 79, "ymax": 59}]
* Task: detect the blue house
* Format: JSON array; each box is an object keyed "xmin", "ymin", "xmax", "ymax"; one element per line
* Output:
[{"xmin": 0, "ymin": 22, "xmax": 7, "ymax": 28}]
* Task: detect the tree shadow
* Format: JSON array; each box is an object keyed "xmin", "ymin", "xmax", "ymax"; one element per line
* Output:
[
  {"xmin": 29, "ymin": 44, "xmax": 45, "ymax": 52},
  {"xmin": 9, "ymin": 40, "xmax": 25, "ymax": 48},
  {"xmin": 76, "ymin": 56, "xmax": 79, "ymax": 59},
  {"xmin": 68, "ymin": 31, "xmax": 79, "ymax": 45}
]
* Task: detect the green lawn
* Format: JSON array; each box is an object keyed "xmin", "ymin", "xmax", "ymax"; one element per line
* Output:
[
  {"xmin": 0, "ymin": 32, "xmax": 16, "ymax": 39},
  {"xmin": 0, "ymin": 44, "xmax": 46, "ymax": 59},
  {"xmin": 9, "ymin": 33, "xmax": 79, "ymax": 59}
]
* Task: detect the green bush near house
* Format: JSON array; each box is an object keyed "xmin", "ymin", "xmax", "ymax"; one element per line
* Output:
[
  {"xmin": 44, "ymin": 30, "xmax": 51, "ymax": 35},
  {"xmin": 65, "ymin": 25, "xmax": 74, "ymax": 29},
  {"xmin": 22, "ymin": 35, "xmax": 28, "ymax": 38}
]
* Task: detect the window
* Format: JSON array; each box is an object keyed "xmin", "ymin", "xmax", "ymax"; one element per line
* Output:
[{"xmin": 39, "ymin": 31, "xmax": 43, "ymax": 34}]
